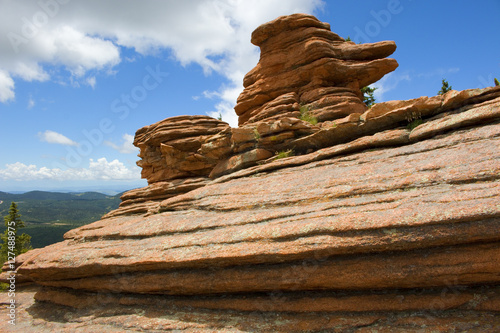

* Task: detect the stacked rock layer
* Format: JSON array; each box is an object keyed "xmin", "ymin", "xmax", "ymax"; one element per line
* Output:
[
  {"xmin": 2, "ymin": 14, "xmax": 500, "ymax": 332},
  {"xmin": 235, "ymin": 13, "xmax": 398, "ymax": 125},
  {"xmin": 197, "ymin": 13, "xmax": 401, "ymax": 177},
  {"xmin": 104, "ymin": 115, "xmax": 228, "ymax": 218}
]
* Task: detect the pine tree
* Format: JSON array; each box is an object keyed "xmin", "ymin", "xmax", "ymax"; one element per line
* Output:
[
  {"xmin": 345, "ymin": 36, "xmax": 352, "ymax": 42},
  {"xmin": 438, "ymin": 79, "xmax": 452, "ymax": 95},
  {"xmin": 0, "ymin": 202, "xmax": 32, "ymax": 265},
  {"xmin": 361, "ymin": 86, "xmax": 377, "ymax": 107},
  {"xmin": 495, "ymin": 78, "xmax": 500, "ymax": 87}
]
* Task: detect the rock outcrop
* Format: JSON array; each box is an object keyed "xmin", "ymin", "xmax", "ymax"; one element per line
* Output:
[
  {"xmin": 104, "ymin": 115, "xmax": 228, "ymax": 218},
  {"xmin": 236, "ymin": 13, "xmax": 398, "ymax": 125},
  {"xmin": 2, "ymin": 13, "xmax": 500, "ymax": 332},
  {"xmin": 197, "ymin": 13, "xmax": 400, "ymax": 177}
]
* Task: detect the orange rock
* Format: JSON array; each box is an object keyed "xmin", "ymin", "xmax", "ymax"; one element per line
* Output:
[
  {"xmin": 3, "ymin": 14, "xmax": 500, "ymax": 333},
  {"xmin": 134, "ymin": 115, "xmax": 228, "ymax": 183},
  {"xmin": 235, "ymin": 13, "xmax": 398, "ymax": 126}
]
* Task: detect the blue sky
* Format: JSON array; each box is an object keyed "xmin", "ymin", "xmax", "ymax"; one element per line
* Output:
[{"xmin": 0, "ymin": 0, "xmax": 499, "ymax": 192}]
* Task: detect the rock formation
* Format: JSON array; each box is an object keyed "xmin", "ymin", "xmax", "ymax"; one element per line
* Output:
[
  {"xmin": 198, "ymin": 13, "xmax": 400, "ymax": 178},
  {"xmin": 1, "ymin": 14, "xmax": 500, "ymax": 332},
  {"xmin": 236, "ymin": 13, "xmax": 397, "ymax": 125},
  {"xmin": 104, "ymin": 115, "xmax": 228, "ymax": 218}
]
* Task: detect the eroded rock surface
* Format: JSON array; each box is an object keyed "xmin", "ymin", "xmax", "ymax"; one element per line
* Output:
[
  {"xmin": 193, "ymin": 13, "xmax": 401, "ymax": 177},
  {"xmin": 1, "ymin": 13, "xmax": 500, "ymax": 333},
  {"xmin": 105, "ymin": 115, "xmax": 228, "ymax": 217},
  {"xmin": 235, "ymin": 13, "xmax": 398, "ymax": 126},
  {"xmin": 135, "ymin": 115, "xmax": 228, "ymax": 183}
]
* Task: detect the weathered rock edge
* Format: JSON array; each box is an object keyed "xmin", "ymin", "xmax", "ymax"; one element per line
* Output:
[
  {"xmin": 5, "ymin": 93, "xmax": 500, "ymax": 288},
  {"xmin": 2, "ymin": 285, "xmax": 499, "ymax": 332}
]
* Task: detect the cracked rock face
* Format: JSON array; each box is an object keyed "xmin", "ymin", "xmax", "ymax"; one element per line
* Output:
[{"xmin": 2, "ymin": 13, "xmax": 500, "ymax": 333}]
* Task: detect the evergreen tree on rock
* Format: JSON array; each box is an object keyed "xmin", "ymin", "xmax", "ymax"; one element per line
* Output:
[
  {"xmin": 438, "ymin": 79, "xmax": 452, "ymax": 95},
  {"xmin": 361, "ymin": 86, "xmax": 377, "ymax": 107},
  {"xmin": 0, "ymin": 202, "xmax": 32, "ymax": 265}
]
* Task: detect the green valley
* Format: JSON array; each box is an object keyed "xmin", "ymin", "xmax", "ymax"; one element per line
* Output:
[{"xmin": 0, "ymin": 191, "xmax": 122, "ymax": 249}]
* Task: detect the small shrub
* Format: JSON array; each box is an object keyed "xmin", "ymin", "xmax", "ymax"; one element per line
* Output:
[
  {"xmin": 299, "ymin": 105, "xmax": 318, "ymax": 125},
  {"xmin": 407, "ymin": 118, "xmax": 423, "ymax": 131},
  {"xmin": 438, "ymin": 79, "xmax": 452, "ymax": 95},
  {"xmin": 345, "ymin": 36, "xmax": 352, "ymax": 42},
  {"xmin": 275, "ymin": 149, "xmax": 294, "ymax": 159},
  {"xmin": 406, "ymin": 111, "xmax": 423, "ymax": 130},
  {"xmin": 495, "ymin": 78, "xmax": 500, "ymax": 86}
]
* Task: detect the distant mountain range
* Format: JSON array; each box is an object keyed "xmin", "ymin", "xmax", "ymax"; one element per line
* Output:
[{"xmin": 0, "ymin": 190, "xmax": 123, "ymax": 249}]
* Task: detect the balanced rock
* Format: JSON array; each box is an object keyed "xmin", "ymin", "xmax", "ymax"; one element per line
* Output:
[
  {"xmin": 235, "ymin": 13, "xmax": 398, "ymax": 125},
  {"xmin": 198, "ymin": 13, "xmax": 400, "ymax": 177}
]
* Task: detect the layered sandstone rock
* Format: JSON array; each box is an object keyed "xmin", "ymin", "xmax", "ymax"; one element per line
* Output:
[
  {"xmin": 235, "ymin": 13, "xmax": 398, "ymax": 126},
  {"xmin": 2, "ymin": 14, "xmax": 500, "ymax": 333},
  {"xmin": 135, "ymin": 115, "xmax": 228, "ymax": 183},
  {"xmin": 203, "ymin": 86, "xmax": 500, "ymax": 177},
  {"xmin": 104, "ymin": 115, "xmax": 229, "ymax": 217},
  {"xmin": 196, "ymin": 14, "xmax": 401, "ymax": 178}
]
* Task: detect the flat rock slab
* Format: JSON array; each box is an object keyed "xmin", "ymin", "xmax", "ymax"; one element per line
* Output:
[
  {"xmin": 11, "ymin": 120, "xmax": 500, "ymax": 295},
  {"xmin": 1, "ymin": 285, "xmax": 499, "ymax": 332}
]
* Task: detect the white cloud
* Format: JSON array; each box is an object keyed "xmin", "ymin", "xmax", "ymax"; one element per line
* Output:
[
  {"xmin": 104, "ymin": 134, "xmax": 137, "ymax": 154},
  {"xmin": 12, "ymin": 61, "xmax": 50, "ymax": 82},
  {"xmin": 417, "ymin": 67, "xmax": 460, "ymax": 79},
  {"xmin": 38, "ymin": 130, "xmax": 78, "ymax": 146},
  {"xmin": 51, "ymin": 25, "xmax": 121, "ymax": 77},
  {"xmin": 0, "ymin": 158, "xmax": 140, "ymax": 181},
  {"xmin": 27, "ymin": 95, "xmax": 35, "ymax": 109},
  {"xmin": 202, "ymin": 90, "xmax": 221, "ymax": 99},
  {"xmin": 0, "ymin": 70, "xmax": 15, "ymax": 102},
  {"xmin": 372, "ymin": 72, "xmax": 411, "ymax": 102},
  {"xmin": 207, "ymin": 101, "xmax": 239, "ymax": 127},
  {"xmin": 86, "ymin": 76, "xmax": 96, "ymax": 89},
  {"xmin": 0, "ymin": 0, "xmax": 324, "ymax": 124}
]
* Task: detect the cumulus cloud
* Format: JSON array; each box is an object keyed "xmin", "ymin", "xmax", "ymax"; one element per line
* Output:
[
  {"xmin": 0, "ymin": 69, "xmax": 15, "ymax": 102},
  {"xmin": 104, "ymin": 134, "xmax": 137, "ymax": 154},
  {"xmin": 0, "ymin": 158, "xmax": 140, "ymax": 181},
  {"xmin": 0, "ymin": 0, "xmax": 324, "ymax": 125},
  {"xmin": 38, "ymin": 130, "xmax": 78, "ymax": 146}
]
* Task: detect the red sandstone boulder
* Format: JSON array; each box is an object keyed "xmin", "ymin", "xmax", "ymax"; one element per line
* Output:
[{"xmin": 235, "ymin": 13, "xmax": 398, "ymax": 126}]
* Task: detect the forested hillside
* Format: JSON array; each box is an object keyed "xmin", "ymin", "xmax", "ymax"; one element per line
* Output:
[{"xmin": 0, "ymin": 191, "xmax": 122, "ymax": 248}]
